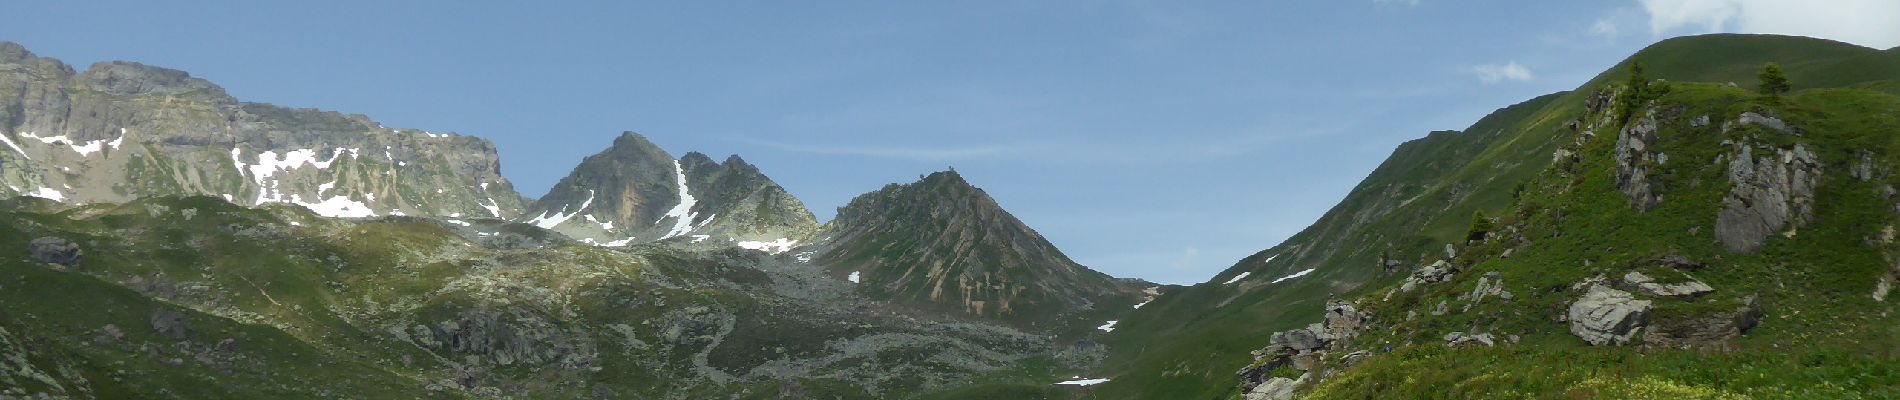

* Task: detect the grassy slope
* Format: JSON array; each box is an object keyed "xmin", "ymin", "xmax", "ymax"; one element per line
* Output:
[
  {"xmin": 1089, "ymin": 34, "xmax": 1900, "ymax": 399},
  {"xmin": 1309, "ymin": 83, "xmax": 1900, "ymax": 399}
]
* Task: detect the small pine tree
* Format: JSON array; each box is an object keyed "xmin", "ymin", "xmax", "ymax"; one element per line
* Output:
[
  {"xmin": 1758, "ymin": 62, "xmax": 1791, "ymax": 98},
  {"xmin": 1616, "ymin": 60, "xmax": 1671, "ymax": 123},
  {"xmin": 1466, "ymin": 211, "xmax": 1494, "ymax": 242}
]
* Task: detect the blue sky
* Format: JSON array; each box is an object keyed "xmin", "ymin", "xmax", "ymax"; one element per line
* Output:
[{"xmin": 3, "ymin": 1, "xmax": 1894, "ymax": 284}]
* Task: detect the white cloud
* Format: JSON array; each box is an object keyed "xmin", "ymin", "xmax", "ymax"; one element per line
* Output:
[
  {"xmin": 1590, "ymin": 17, "xmax": 1621, "ymax": 38},
  {"xmin": 1637, "ymin": 0, "xmax": 1900, "ymax": 49},
  {"xmin": 1375, "ymin": 0, "xmax": 1421, "ymax": 7},
  {"xmin": 1472, "ymin": 62, "xmax": 1534, "ymax": 84}
]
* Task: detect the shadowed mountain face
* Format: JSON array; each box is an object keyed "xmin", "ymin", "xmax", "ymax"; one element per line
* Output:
[
  {"xmin": 523, "ymin": 131, "xmax": 818, "ymax": 246},
  {"xmin": 817, "ymin": 171, "xmax": 1146, "ymax": 332},
  {"xmin": 0, "ymin": 41, "xmax": 527, "ymax": 220}
]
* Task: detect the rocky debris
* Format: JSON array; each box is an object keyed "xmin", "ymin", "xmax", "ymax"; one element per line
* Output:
[
  {"xmin": 151, "ymin": 308, "xmax": 190, "ymax": 340},
  {"xmin": 1644, "ymin": 296, "xmax": 1763, "ymax": 349},
  {"xmin": 407, "ymin": 307, "xmax": 599, "ymax": 370},
  {"xmin": 1461, "ymin": 272, "xmax": 1512, "ymax": 312},
  {"xmin": 1054, "ymin": 340, "xmax": 1109, "ymax": 369},
  {"xmin": 28, "ymin": 237, "xmax": 81, "ymax": 269},
  {"xmin": 1615, "ymin": 111, "xmax": 1663, "ymax": 211},
  {"xmin": 1322, "ymin": 300, "xmax": 1368, "ymax": 338},
  {"xmin": 1443, "ymin": 332, "xmax": 1495, "ymax": 347},
  {"xmin": 1717, "ymin": 142, "xmax": 1820, "ymax": 253},
  {"xmin": 1691, "ymin": 115, "xmax": 1711, "ymax": 128},
  {"xmin": 1567, "ymin": 286, "xmax": 1651, "ymax": 346},
  {"xmin": 1400, "ymin": 260, "xmax": 1458, "ymax": 292},
  {"xmin": 1622, "ymin": 271, "xmax": 1714, "ymax": 299}
]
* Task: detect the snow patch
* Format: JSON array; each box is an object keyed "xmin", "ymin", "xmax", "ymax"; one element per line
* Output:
[
  {"xmin": 26, "ymin": 187, "xmax": 64, "ymax": 202},
  {"xmin": 316, "ymin": 179, "xmax": 337, "ymax": 197},
  {"xmin": 20, "ymin": 131, "xmax": 123, "ymax": 157},
  {"xmin": 1269, "ymin": 268, "xmax": 1316, "ymax": 284},
  {"xmin": 794, "ymin": 251, "xmax": 814, "ymax": 263},
  {"xmin": 480, "ymin": 198, "xmax": 503, "ymax": 218},
  {"xmin": 0, "ymin": 133, "xmax": 31, "ymax": 160},
  {"xmin": 657, "ymin": 159, "xmax": 701, "ymax": 239},
  {"xmin": 243, "ymin": 148, "xmax": 352, "ymax": 185},
  {"xmin": 1223, "ymin": 272, "xmax": 1251, "ymax": 285},
  {"xmin": 1055, "ymin": 378, "xmax": 1110, "ymax": 386},
  {"xmin": 1132, "ymin": 299, "xmax": 1153, "ymax": 309},
  {"xmin": 526, "ymin": 190, "xmax": 594, "ymax": 229},
  {"xmin": 847, "ymin": 271, "xmax": 861, "ymax": 283},
  {"xmin": 445, "ymin": 219, "xmax": 471, "ymax": 227},
  {"xmin": 1097, "ymin": 321, "xmax": 1118, "ymax": 332},
  {"xmin": 736, "ymin": 238, "xmax": 798, "ymax": 254},
  {"xmin": 599, "ymin": 237, "xmax": 635, "ymax": 247},
  {"xmin": 689, "ymin": 235, "xmax": 710, "ymax": 243}
]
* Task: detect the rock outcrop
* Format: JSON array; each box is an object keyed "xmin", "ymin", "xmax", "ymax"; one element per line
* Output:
[
  {"xmin": 28, "ymin": 236, "xmax": 80, "ymax": 269},
  {"xmin": 1614, "ymin": 110, "xmax": 1663, "ymax": 211},
  {"xmin": 1567, "ymin": 286, "xmax": 1651, "ymax": 346},
  {"xmin": 1715, "ymin": 115, "xmax": 1820, "ymax": 253}
]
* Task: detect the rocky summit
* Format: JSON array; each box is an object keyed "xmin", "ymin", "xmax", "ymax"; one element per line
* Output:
[
  {"xmin": 524, "ymin": 131, "xmax": 817, "ymax": 247},
  {"xmin": 815, "ymin": 171, "xmax": 1148, "ymax": 331},
  {"xmin": 4, "ymin": 31, "xmax": 1900, "ymax": 399}
]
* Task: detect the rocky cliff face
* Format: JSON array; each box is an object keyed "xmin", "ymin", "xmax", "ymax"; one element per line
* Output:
[
  {"xmin": 524, "ymin": 131, "xmax": 817, "ymax": 246},
  {"xmin": 0, "ymin": 41, "xmax": 526, "ymax": 219},
  {"xmin": 816, "ymin": 170, "xmax": 1143, "ymax": 330}
]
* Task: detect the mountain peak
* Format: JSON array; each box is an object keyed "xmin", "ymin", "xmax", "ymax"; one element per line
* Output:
[
  {"xmin": 820, "ymin": 170, "xmax": 1139, "ymax": 331},
  {"xmin": 525, "ymin": 133, "xmax": 816, "ymax": 244}
]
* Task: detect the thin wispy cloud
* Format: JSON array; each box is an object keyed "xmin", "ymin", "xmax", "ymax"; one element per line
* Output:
[
  {"xmin": 1472, "ymin": 62, "xmax": 1534, "ymax": 84},
  {"xmin": 734, "ymin": 138, "xmax": 1031, "ymax": 161},
  {"xmin": 1374, "ymin": 0, "xmax": 1421, "ymax": 7},
  {"xmin": 1637, "ymin": 0, "xmax": 1900, "ymax": 49},
  {"xmin": 1590, "ymin": 17, "xmax": 1621, "ymax": 38}
]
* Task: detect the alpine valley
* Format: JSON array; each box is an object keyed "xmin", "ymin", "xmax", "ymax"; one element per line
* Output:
[{"xmin": 2, "ymin": 33, "xmax": 1899, "ymax": 400}]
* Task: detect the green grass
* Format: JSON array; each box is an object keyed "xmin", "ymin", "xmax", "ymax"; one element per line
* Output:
[{"xmin": 1094, "ymin": 34, "xmax": 1900, "ymax": 400}]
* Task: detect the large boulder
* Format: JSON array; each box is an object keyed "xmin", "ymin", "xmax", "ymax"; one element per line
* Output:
[
  {"xmin": 28, "ymin": 237, "xmax": 81, "ymax": 269},
  {"xmin": 1567, "ymin": 286, "xmax": 1651, "ymax": 346},
  {"xmin": 1270, "ymin": 327, "xmax": 1327, "ymax": 352}
]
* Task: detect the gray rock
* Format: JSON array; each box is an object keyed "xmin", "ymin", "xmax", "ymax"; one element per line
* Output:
[
  {"xmin": 1401, "ymin": 260, "xmax": 1458, "ymax": 292},
  {"xmin": 1444, "ymin": 332, "xmax": 1495, "ymax": 347},
  {"xmin": 151, "ymin": 308, "xmax": 190, "ymax": 340},
  {"xmin": 1622, "ymin": 271, "xmax": 1714, "ymax": 299},
  {"xmin": 1691, "ymin": 115, "xmax": 1711, "ymax": 128},
  {"xmin": 1731, "ymin": 112, "xmax": 1790, "ymax": 133},
  {"xmin": 28, "ymin": 237, "xmax": 81, "ymax": 269},
  {"xmin": 1567, "ymin": 286, "xmax": 1651, "ymax": 346},
  {"xmin": 1716, "ymin": 143, "xmax": 1820, "ymax": 253},
  {"xmin": 1444, "ymin": 243, "xmax": 1457, "ymax": 259},
  {"xmin": 1615, "ymin": 112, "xmax": 1662, "ymax": 211},
  {"xmin": 1338, "ymin": 350, "xmax": 1371, "ymax": 367},
  {"xmin": 1644, "ymin": 296, "xmax": 1763, "ymax": 349},
  {"xmin": 1271, "ymin": 327, "xmax": 1326, "ymax": 351},
  {"xmin": 1244, "ymin": 374, "xmax": 1306, "ymax": 400}
]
